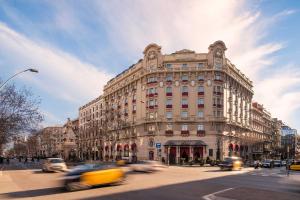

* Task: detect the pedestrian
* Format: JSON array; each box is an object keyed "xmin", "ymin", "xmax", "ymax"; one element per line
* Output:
[
  {"xmin": 24, "ymin": 157, "xmax": 28, "ymax": 164},
  {"xmin": 31, "ymin": 157, "xmax": 34, "ymax": 162},
  {"xmin": 37, "ymin": 156, "xmax": 40, "ymax": 162},
  {"xmin": 6, "ymin": 157, "xmax": 10, "ymax": 164},
  {"xmin": 19, "ymin": 156, "xmax": 22, "ymax": 162}
]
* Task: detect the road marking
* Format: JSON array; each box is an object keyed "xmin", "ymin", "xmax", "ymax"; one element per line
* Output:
[{"xmin": 202, "ymin": 188, "xmax": 235, "ymax": 200}]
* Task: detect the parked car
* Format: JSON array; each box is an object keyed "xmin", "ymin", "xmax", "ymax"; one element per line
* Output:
[
  {"xmin": 274, "ymin": 160, "xmax": 282, "ymax": 167},
  {"xmin": 130, "ymin": 160, "xmax": 166, "ymax": 172},
  {"xmin": 281, "ymin": 160, "xmax": 286, "ymax": 166},
  {"xmin": 219, "ymin": 157, "xmax": 243, "ymax": 171},
  {"xmin": 290, "ymin": 160, "xmax": 300, "ymax": 171},
  {"xmin": 42, "ymin": 158, "xmax": 67, "ymax": 172},
  {"xmin": 63, "ymin": 164, "xmax": 125, "ymax": 191},
  {"xmin": 261, "ymin": 159, "xmax": 274, "ymax": 168}
]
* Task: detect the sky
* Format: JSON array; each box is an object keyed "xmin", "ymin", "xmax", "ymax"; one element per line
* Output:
[{"xmin": 0, "ymin": 0, "xmax": 300, "ymax": 131}]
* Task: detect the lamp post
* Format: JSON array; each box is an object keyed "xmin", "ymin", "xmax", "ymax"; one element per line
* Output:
[{"xmin": 0, "ymin": 68, "xmax": 38, "ymax": 90}]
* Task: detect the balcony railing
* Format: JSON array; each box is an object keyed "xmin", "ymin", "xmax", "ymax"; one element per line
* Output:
[
  {"xmin": 182, "ymin": 92, "xmax": 188, "ymax": 96},
  {"xmin": 198, "ymin": 92, "xmax": 204, "ymax": 95},
  {"xmin": 181, "ymin": 130, "xmax": 189, "ymax": 136},
  {"xmin": 166, "ymin": 105, "xmax": 173, "ymax": 109},
  {"xmin": 148, "ymin": 131, "xmax": 155, "ymax": 135},
  {"xmin": 166, "ymin": 92, "xmax": 172, "ymax": 96},
  {"xmin": 182, "ymin": 104, "xmax": 188, "ymax": 108},
  {"xmin": 198, "ymin": 104, "xmax": 204, "ymax": 108},
  {"xmin": 165, "ymin": 130, "xmax": 173, "ymax": 136},
  {"xmin": 197, "ymin": 130, "xmax": 205, "ymax": 137}
]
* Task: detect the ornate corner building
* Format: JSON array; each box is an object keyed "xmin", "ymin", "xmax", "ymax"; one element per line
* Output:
[{"xmin": 77, "ymin": 40, "xmax": 284, "ymax": 164}]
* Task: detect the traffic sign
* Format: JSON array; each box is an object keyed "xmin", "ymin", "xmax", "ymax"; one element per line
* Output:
[{"xmin": 156, "ymin": 143, "xmax": 161, "ymax": 149}]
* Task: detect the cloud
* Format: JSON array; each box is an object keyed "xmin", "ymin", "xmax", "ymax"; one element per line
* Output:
[
  {"xmin": 0, "ymin": 22, "xmax": 113, "ymax": 105},
  {"xmin": 92, "ymin": 0, "xmax": 300, "ymax": 129}
]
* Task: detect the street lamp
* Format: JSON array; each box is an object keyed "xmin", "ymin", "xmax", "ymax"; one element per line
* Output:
[{"xmin": 0, "ymin": 68, "xmax": 39, "ymax": 90}]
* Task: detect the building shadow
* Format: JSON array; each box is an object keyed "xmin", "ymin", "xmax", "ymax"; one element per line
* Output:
[{"xmin": 0, "ymin": 187, "xmax": 64, "ymax": 199}]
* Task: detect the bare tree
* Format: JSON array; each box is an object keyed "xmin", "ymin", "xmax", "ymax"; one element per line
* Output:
[{"xmin": 0, "ymin": 81, "xmax": 43, "ymax": 150}]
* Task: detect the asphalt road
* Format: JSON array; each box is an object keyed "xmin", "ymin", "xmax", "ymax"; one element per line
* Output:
[{"xmin": 0, "ymin": 160, "xmax": 300, "ymax": 200}]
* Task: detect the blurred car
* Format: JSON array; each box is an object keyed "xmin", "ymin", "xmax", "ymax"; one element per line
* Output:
[
  {"xmin": 290, "ymin": 160, "xmax": 300, "ymax": 171},
  {"xmin": 219, "ymin": 157, "xmax": 243, "ymax": 171},
  {"xmin": 274, "ymin": 160, "xmax": 282, "ymax": 167},
  {"xmin": 42, "ymin": 158, "xmax": 67, "ymax": 172},
  {"xmin": 261, "ymin": 159, "xmax": 274, "ymax": 168},
  {"xmin": 63, "ymin": 164, "xmax": 125, "ymax": 191},
  {"xmin": 130, "ymin": 160, "xmax": 166, "ymax": 172},
  {"xmin": 281, "ymin": 160, "xmax": 286, "ymax": 166}
]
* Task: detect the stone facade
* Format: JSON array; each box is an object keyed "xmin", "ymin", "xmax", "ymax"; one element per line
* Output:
[{"xmin": 77, "ymin": 41, "xmax": 286, "ymax": 163}]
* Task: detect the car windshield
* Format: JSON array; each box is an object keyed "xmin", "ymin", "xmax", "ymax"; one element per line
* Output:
[
  {"xmin": 264, "ymin": 160, "xmax": 272, "ymax": 163},
  {"xmin": 49, "ymin": 159, "xmax": 63, "ymax": 163}
]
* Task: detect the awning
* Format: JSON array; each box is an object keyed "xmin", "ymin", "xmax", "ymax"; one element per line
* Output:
[{"xmin": 164, "ymin": 140, "xmax": 207, "ymax": 146}]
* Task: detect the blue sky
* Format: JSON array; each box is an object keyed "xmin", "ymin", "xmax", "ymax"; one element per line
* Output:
[{"xmin": 0, "ymin": 0, "xmax": 300, "ymax": 131}]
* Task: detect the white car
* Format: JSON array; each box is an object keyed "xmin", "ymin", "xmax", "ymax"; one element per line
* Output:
[
  {"xmin": 42, "ymin": 158, "xmax": 67, "ymax": 172},
  {"xmin": 130, "ymin": 160, "xmax": 166, "ymax": 172}
]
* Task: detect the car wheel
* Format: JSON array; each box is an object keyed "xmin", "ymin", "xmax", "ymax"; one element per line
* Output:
[{"xmin": 66, "ymin": 182, "xmax": 90, "ymax": 192}]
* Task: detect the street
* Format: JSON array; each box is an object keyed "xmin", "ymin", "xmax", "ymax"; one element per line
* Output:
[{"xmin": 1, "ymin": 160, "xmax": 300, "ymax": 200}]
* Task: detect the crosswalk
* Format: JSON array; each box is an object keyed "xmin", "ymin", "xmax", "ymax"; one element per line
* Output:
[{"xmin": 248, "ymin": 169, "xmax": 288, "ymax": 178}]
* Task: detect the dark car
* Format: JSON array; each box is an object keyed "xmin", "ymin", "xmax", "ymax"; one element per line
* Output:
[
  {"xmin": 261, "ymin": 160, "xmax": 274, "ymax": 168},
  {"xmin": 219, "ymin": 157, "xmax": 243, "ymax": 171},
  {"xmin": 274, "ymin": 160, "xmax": 282, "ymax": 167}
]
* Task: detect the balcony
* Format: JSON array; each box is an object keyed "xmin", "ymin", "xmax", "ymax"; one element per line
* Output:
[
  {"xmin": 147, "ymin": 81, "xmax": 158, "ymax": 85},
  {"xmin": 182, "ymin": 92, "xmax": 188, "ymax": 96},
  {"xmin": 181, "ymin": 130, "xmax": 189, "ymax": 136},
  {"xmin": 132, "ymin": 110, "xmax": 136, "ymax": 114},
  {"xmin": 198, "ymin": 79, "xmax": 204, "ymax": 82},
  {"xmin": 181, "ymin": 79, "xmax": 189, "ymax": 83},
  {"xmin": 182, "ymin": 104, "xmax": 188, "ymax": 108},
  {"xmin": 125, "ymin": 102, "xmax": 128, "ymax": 106},
  {"xmin": 165, "ymin": 130, "xmax": 173, "ymax": 136},
  {"xmin": 198, "ymin": 92, "xmax": 204, "ymax": 95},
  {"xmin": 166, "ymin": 92, "xmax": 172, "ymax": 96},
  {"xmin": 148, "ymin": 105, "xmax": 154, "ymax": 109},
  {"xmin": 148, "ymin": 131, "xmax": 155, "ymax": 135},
  {"xmin": 198, "ymin": 104, "xmax": 204, "ymax": 108},
  {"xmin": 124, "ymin": 113, "xmax": 128, "ymax": 117},
  {"xmin": 132, "ymin": 99, "xmax": 136, "ymax": 103},
  {"xmin": 197, "ymin": 130, "xmax": 205, "ymax": 137},
  {"xmin": 214, "ymin": 79, "xmax": 223, "ymax": 83},
  {"xmin": 166, "ymin": 105, "xmax": 173, "ymax": 109}
]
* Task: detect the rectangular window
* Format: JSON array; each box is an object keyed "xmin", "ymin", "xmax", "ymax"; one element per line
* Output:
[
  {"xmin": 149, "ymin": 100, "xmax": 155, "ymax": 106},
  {"xmin": 198, "ymin": 111, "xmax": 204, "ymax": 118},
  {"xmin": 198, "ymin": 86, "xmax": 204, "ymax": 93},
  {"xmin": 166, "ymin": 87, "xmax": 172, "ymax": 93},
  {"xmin": 166, "ymin": 74, "xmax": 173, "ymax": 81},
  {"xmin": 166, "ymin": 99, "xmax": 172, "ymax": 106},
  {"xmin": 198, "ymin": 63, "xmax": 204, "ymax": 68},
  {"xmin": 133, "ymin": 105, "xmax": 136, "ymax": 111},
  {"xmin": 181, "ymin": 75, "xmax": 188, "ymax": 81},
  {"xmin": 182, "ymin": 86, "xmax": 188, "ymax": 93},
  {"xmin": 198, "ymin": 98, "xmax": 204, "ymax": 105},
  {"xmin": 198, "ymin": 74, "xmax": 204, "ymax": 81},
  {"xmin": 215, "ymin": 73, "xmax": 222, "ymax": 80},
  {"xmin": 166, "ymin": 112, "xmax": 173, "ymax": 119},
  {"xmin": 166, "ymin": 123, "xmax": 172, "ymax": 130},
  {"xmin": 209, "ymin": 149, "xmax": 213, "ymax": 157},
  {"xmin": 181, "ymin": 124, "xmax": 188, "ymax": 131},
  {"xmin": 182, "ymin": 63, "xmax": 188, "ymax": 68},
  {"xmin": 197, "ymin": 124, "xmax": 204, "ymax": 130},
  {"xmin": 181, "ymin": 111, "xmax": 188, "ymax": 118},
  {"xmin": 166, "ymin": 63, "xmax": 172, "ymax": 69},
  {"xmin": 148, "ymin": 125, "xmax": 155, "ymax": 131},
  {"xmin": 182, "ymin": 99, "xmax": 188, "ymax": 105}
]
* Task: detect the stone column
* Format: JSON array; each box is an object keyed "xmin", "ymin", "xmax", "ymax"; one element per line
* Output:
[
  {"xmin": 190, "ymin": 146, "xmax": 193, "ymax": 161},
  {"xmin": 167, "ymin": 147, "xmax": 170, "ymax": 166},
  {"xmin": 176, "ymin": 146, "xmax": 180, "ymax": 164}
]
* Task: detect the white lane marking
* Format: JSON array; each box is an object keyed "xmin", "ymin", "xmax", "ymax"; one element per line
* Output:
[{"xmin": 202, "ymin": 188, "xmax": 235, "ymax": 200}]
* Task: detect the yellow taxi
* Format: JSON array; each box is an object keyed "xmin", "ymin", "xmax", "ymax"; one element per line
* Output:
[
  {"xmin": 290, "ymin": 160, "xmax": 300, "ymax": 171},
  {"xmin": 63, "ymin": 164, "xmax": 125, "ymax": 191}
]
